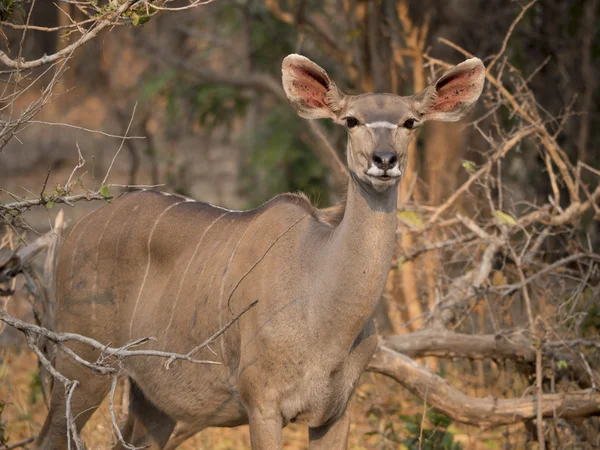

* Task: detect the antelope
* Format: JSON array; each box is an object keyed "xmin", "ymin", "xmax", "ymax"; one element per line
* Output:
[{"xmin": 35, "ymin": 54, "xmax": 484, "ymax": 449}]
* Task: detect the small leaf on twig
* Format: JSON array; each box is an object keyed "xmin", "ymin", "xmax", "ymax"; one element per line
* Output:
[
  {"xmin": 99, "ymin": 185, "xmax": 110, "ymax": 199},
  {"xmin": 397, "ymin": 257, "xmax": 405, "ymax": 270},
  {"xmin": 495, "ymin": 210, "xmax": 517, "ymax": 226},
  {"xmin": 397, "ymin": 211, "xmax": 423, "ymax": 227},
  {"xmin": 462, "ymin": 160, "xmax": 477, "ymax": 174},
  {"xmin": 45, "ymin": 199, "xmax": 54, "ymax": 209},
  {"xmin": 557, "ymin": 360, "xmax": 568, "ymax": 370}
]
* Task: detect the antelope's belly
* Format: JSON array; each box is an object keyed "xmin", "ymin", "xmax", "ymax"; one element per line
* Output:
[{"xmin": 126, "ymin": 358, "xmax": 247, "ymax": 427}]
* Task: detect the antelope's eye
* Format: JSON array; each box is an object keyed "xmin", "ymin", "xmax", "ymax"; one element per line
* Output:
[
  {"xmin": 403, "ymin": 118, "xmax": 417, "ymax": 129},
  {"xmin": 345, "ymin": 117, "xmax": 359, "ymax": 129}
]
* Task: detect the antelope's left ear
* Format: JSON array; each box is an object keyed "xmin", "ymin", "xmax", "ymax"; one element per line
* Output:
[{"xmin": 413, "ymin": 58, "xmax": 485, "ymax": 122}]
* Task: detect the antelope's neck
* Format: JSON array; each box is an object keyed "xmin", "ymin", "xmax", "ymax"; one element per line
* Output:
[{"xmin": 320, "ymin": 173, "xmax": 398, "ymax": 337}]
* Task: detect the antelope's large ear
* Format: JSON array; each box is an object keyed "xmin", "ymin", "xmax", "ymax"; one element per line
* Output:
[
  {"xmin": 413, "ymin": 58, "xmax": 485, "ymax": 122},
  {"xmin": 282, "ymin": 54, "xmax": 345, "ymax": 120}
]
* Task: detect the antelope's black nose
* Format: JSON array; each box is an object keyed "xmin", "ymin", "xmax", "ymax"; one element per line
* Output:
[{"xmin": 372, "ymin": 152, "xmax": 398, "ymax": 171}]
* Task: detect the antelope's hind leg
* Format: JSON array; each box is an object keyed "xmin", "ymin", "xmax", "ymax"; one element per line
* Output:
[
  {"xmin": 308, "ymin": 409, "xmax": 351, "ymax": 450},
  {"xmin": 117, "ymin": 380, "xmax": 176, "ymax": 450},
  {"xmin": 34, "ymin": 347, "xmax": 112, "ymax": 449},
  {"xmin": 163, "ymin": 423, "xmax": 204, "ymax": 450}
]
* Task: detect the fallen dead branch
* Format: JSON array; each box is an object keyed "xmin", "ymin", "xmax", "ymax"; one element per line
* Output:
[{"xmin": 368, "ymin": 346, "xmax": 600, "ymax": 429}]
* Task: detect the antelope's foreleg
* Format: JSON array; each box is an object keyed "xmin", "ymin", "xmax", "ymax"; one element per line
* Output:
[{"xmin": 247, "ymin": 407, "xmax": 283, "ymax": 450}]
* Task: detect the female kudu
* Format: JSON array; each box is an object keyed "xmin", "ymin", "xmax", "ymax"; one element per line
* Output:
[{"xmin": 35, "ymin": 54, "xmax": 484, "ymax": 449}]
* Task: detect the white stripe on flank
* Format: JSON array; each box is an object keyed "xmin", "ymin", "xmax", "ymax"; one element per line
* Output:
[
  {"xmin": 218, "ymin": 214, "xmax": 259, "ymax": 329},
  {"xmin": 68, "ymin": 208, "xmax": 98, "ymax": 291},
  {"xmin": 129, "ymin": 201, "xmax": 186, "ymax": 338},
  {"xmin": 90, "ymin": 206, "xmax": 119, "ymax": 322},
  {"xmin": 68, "ymin": 208, "xmax": 97, "ymax": 240},
  {"xmin": 366, "ymin": 121, "xmax": 398, "ymax": 129},
  {"xmin": 162, "ymin": 211, "xmax": 229, "ymax": 345}
]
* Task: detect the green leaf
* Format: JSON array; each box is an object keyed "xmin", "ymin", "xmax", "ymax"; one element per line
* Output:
[
  {"xmin": 495, "ymin": 210, "xmax": 517, "ymax": 226},
  {"xmin": 557, "ymin": 360, "xmax": 568, "ymax": 370},
  {"xmin": 397, "ymin": 211, "xmax": 423, "ymax": 227},
  {"xmin": 99, "ymin": 185, "xmax": 111, "ymax": 199},
  {"xmin": 131, "ymin": 12, "xmax": 139, "ymax": 26},
  {"xmin": 462, "ymin": 160, "xmax": 477, "ymax": 174},
  {"xmin": 397, "ymin": 257, "xmax": 406, "ymax": 270},
  {"xmin": 484, "ymin": 439, "xmax": 501, "ymax": 449},
  {"xmin": 45, "ymin": 199, "xmax": 54, "ymax": 209},
  {"xmin": 346, "ymin": 29, "xmax": 362, "ymax": 41},
  {"xmin": 28, "ymin": 371, "xmax": 42, "ymax": 405}
]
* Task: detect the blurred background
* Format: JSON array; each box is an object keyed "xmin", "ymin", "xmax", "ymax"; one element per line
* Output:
[{"xmin": 0, "ymin": 0, "xmax": 599, "ymax": 449}]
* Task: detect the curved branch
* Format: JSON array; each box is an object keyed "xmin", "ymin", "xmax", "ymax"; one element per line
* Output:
[{"xmin": 368, "ymin": 346, "xmax": 600, "ymax": 428}]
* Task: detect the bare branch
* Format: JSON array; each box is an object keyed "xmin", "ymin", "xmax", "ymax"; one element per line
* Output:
[
  {"xmin": 368, "ymin": 346, "xmax": 600, "ymax": 428},
  {"xmin": 26, "ymin": 120, "xmax": 146, "ymax": 140},
  {"xmin": 101, "ymin": 102, "xmax": 138, "ymax": 187},
  {"xmin": 0, "ymin": 1, "xmax": 135, "ymax": 71},
  {"xmin": 0, "ymin": 309, "xmax": 228, "ymax": 368},
  {"xmin": 0, "ymin": 193, "xmax": 108, "ymax": 217},
  {"xmin": 0, "ymin": 436, "xmax": 37, "ymax": 450},
  {"xmin": 429, "ymin": 127, "xmax": 535, "ymax": 224},
  {"xmin": 486, "ymin": 0, "xmax": 537, "ymax": 72},
  {"xmin": 109, "ymin": 377, "xmax": 139, "ymax": 450}
]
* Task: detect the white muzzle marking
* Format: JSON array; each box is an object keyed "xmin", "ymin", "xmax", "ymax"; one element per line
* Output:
[
  {"xmin": 366, "ymin": 165, "xmax": 385, "ymax": 177},
  {"xmin": 366, "ymin": 165, "xmax": 402, "ymax": 178}
]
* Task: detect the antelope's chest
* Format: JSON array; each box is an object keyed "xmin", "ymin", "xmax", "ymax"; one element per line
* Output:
[{"xmin": 277, "ymin": 323, "xmax": 378, "ymax": 428}]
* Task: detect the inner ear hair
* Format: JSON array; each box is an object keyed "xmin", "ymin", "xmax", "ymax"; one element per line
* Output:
[
  {"xmin": 297, "ymin": 66, "xmax": 329, "ymax": 89},
  {"xmin": 281, "ymin": 54, "xmax": 348, "ymax": 120},
  {"xmin": 415, "ymin": 58, "xmax": 485, "ymax": 122}
]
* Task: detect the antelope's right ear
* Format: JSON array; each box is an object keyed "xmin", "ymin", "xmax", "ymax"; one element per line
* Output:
[{"xmin": 282, "ymin": 54, "xmax": 345, "ymax": 120}]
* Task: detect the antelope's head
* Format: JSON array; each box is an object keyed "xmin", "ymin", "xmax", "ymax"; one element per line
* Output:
[{"xmin": 282, "ymin": 54, "xmax": 485, "ymax": 192}]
